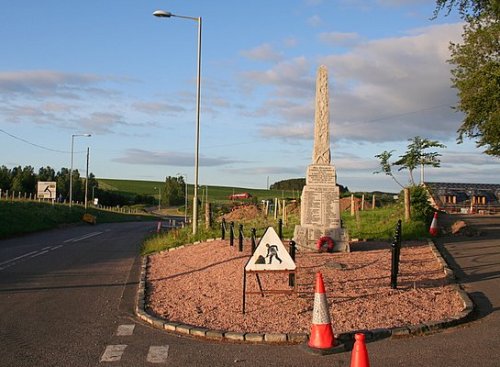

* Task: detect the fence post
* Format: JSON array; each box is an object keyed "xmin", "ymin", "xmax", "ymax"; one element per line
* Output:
[
  {"xmin": 229, "ymin": 221, "xmax": 234, "ymax": 247},
  {"xmin": 395, "ymin": 219, "xmax": 402, "ymax": 274},
  {"xmin": 390, "ymin": 241, "xmax": 398, "ymax": 289},
  {"xmin": 278, "ymin": 218, "xmax": 283, "ymax": 240},
  {"xmin": 221, "ymin": 218, "xmax": 226, "ymax": 240},
  {"xmin": 288, "ymin": 240, "xmax": 296, "ymax": 287},
  {"xmin": 238, "ymin": 224, "xmax": 244, "ymax": 252},
  {"xmin": 251, "ymin": 228, "xmax": 257, "ymax": 253},
  {"xmin": 390, "ymin": 219, "xmax": 402, "ymax": 288}
]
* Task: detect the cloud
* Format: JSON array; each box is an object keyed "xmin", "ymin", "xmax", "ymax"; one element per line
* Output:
[
  {"xmin": 240, "ymin": 57, "xmax": 314, "ymax": 98},
  {"xmin": 132, "ymin": 101, "xmax": 187, "ymax": 115},
  {"xmin": 240, "ymin": 44, "xmax": 283, "ymax": 62},
  {"xmin": 318, "ymin": 32, "xmax": 362, "ymax": 47},
  {"xmin": 242, "ymin": 23, "xmax": 465, "ymax": 144},
  {"xmin": 376, "ymin": 0, "xmax": 429, "ymax": 6},
  {"xmin": 78, "ymin": 112, "xmax": 127, "ymax": 134},
  {"xmin": 307, "ymin": 15, "xmax": 323, "ymax": 27},
  {"xmin": 113, "ymin": 148, "xmax": 239, "ymax": 167},
  {"xmin": 0, "ymin": 70, "xmax": 116, "ymax": 100},
  {"xmin": 284, "ymin": 37, "xmax": 299, "ymax": 48},
  {"xmin": 305, "ymin": 0, "xmax": 324, "ymax": 5},
  {"xmin": 223, "ymin": 166, "xmax": 304, "ymax": 176}
]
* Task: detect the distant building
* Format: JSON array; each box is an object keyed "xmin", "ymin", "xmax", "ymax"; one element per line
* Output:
[{"xmin": 424, "ymin": 182, "xmax": 500, "ymax": 214}]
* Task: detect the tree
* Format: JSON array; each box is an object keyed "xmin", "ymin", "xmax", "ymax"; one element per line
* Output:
[
  {"xmin": 163, "ymin": 176, "xmax": 185, "ymax": 206},
  {"xmin": 434, "ymin": 0, "xmax": 500, "ymax": 157},
  {"xmin": 374, "ymin": 150, "xmax": 405, "ymax": 188},
  {"xmin": 394, "ymin": 137, "xmax": 446, "ymax": 185},
  {"xmin": 56, "ymin": 168, "xmax": 70, "ymax": 200},
  {"xmin": 11, "ymin": 166, "xmax": 36, "ymax": 194},
  {"xmin": 0, "ymin": 166, "xmax": 10, "ymax": 191},
  {"xmin": 374, "ymin": 136, "xmax": 446, "ymax": 186},
  {"xmin": 38, "ymin": 166, "xmax": 56, "ymax": 181}
]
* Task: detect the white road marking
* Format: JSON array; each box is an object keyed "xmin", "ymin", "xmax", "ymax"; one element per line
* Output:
[
  {"xmin": 42, "ymin": 246, "xmax": 52, "ymax": 250},
  {"xmin": 30, "ymin": 250, "xmax": 49, "ymax": 258},
  {"xmin": 100, "ymin": 345, "xmax": 127, "ymax": 363},
  {"xmin": 0, "ymin": 251, "xmax": 38, "ymax": 266},
  {"xmin": 50, "ymin": 245, "xmax": 63, "ymax": 250},
  {"xmin": 116, "ymin": 324, "xmax": 135, "ymax": 336},
  {"xmin": 146, "ymin": 346, "xmax": 170, "ymax": 364},
  {"xmin": 68, "ymin": 231, "xmax": 103, "ymax": 243}
]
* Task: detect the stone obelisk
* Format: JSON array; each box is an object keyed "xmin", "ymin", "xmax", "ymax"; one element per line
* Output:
[{"xmin": 293, "ymin": 65, "xmax": 349, "ymax": 252}]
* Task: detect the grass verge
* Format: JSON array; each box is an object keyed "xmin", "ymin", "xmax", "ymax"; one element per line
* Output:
[
  {"xmin": 142, "ymin": 205, "xmax": 429, "ymax": 255},
  {"xmin": 0, "ymin": 200, "xmax": 156, "ymax": 239}
]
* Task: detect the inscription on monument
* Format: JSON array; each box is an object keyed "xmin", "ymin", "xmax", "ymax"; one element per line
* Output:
[{"xmin": 307, "ymin": 165, "xmax": 336, "ymax": 186}]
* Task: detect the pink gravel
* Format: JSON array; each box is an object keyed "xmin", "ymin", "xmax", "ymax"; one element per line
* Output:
[{"xmin": 146, "ymin": 239, "xmax": 464, "ymax": 334}]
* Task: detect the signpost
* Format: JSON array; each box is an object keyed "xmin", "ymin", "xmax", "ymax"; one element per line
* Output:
[
  {"xmin": 242, "ymin": 227, "xmax": 296, "ymax": 313},
  {"xmin": 37, "ymin": 181, "xmax": 56, "ymax": 200}
]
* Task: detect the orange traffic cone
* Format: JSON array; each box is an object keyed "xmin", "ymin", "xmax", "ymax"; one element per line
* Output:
[
  {"xmin": 350, "ymin": 333, "xmax": 370, "ymax": 367},
  {"xmin": 308, "ymin": 272, "xmax": 336, "ymax": 350},
  {"xmin": 429, "ymin": 212, "xmax": 438, "ymax": 236}
]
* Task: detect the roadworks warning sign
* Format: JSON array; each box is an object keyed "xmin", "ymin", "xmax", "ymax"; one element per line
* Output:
[{"xmin": 245, "ymin": 227, "xmax": 296, "ymax": 271}]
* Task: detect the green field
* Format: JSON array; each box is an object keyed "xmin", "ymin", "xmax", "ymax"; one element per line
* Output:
[{"xmin": 97, "ymin": 178, "xmax": 298, "ymax": 203}]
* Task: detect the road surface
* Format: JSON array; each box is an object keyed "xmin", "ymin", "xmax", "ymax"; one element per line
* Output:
[{"xmin": 1, "ymin": 215, "xmax": 499, "ymax": 366}]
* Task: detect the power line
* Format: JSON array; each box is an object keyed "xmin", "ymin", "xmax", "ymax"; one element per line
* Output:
[{"xmin": 0, "ymin": 128, "xmax": 70, "ymax": 154}]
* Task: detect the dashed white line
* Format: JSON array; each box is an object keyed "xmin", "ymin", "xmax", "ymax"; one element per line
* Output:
[
  {"xmin": 116, "ymin": 324, "xmax": 135, "ymax": 336},
  {"xmin": 65, "ymin": 231, "xmax": 103, "ymax": 243},
  {"xmin": 30, "ymin": 250, "xmax": 49, "ymax": 258},
  {"xmin": 100, "ymin": 345, "xmax": 127, "ymax": 363},
  {"xmin": 0, "ymin": 251, "xmax": 38, "ymax": 266},
  {"xmin": 146, "ymin": 346, "xmax": 170, "ymax": 364}
]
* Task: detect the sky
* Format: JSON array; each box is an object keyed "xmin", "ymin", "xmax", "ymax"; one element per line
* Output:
[{"xmin": 0, "ymin": 0, "xmax": 498, "ymax": 193}]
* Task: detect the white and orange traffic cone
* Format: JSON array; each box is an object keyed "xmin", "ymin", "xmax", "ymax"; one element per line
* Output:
[
  {"xmin": 308, "ymin": 272, "xmax": 336, "ymax": 350},
  {"xmin": 429, "ymin": 212, "xmax": 438, "ymax": 236},
  {"xmin": 156, "ymin": 221, "xmax": 162, "ymax": 233},
  {"xmin": 350, "ymin": 333, "xmax": 370, "ymax": 367}
]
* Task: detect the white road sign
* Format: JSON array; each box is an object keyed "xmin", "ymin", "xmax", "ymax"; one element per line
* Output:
[
  {"xmin": 37, "ymin": 181, "xmax": 57, "ymax": 199},
  {"xmin": 245, "ymin": 227, "xmax": 296, "ymax": 271}
]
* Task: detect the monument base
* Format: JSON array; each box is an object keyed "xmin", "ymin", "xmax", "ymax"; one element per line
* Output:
[{"xmin": 294, "ymin": 225, "xmax": 350, "ymax": 253}]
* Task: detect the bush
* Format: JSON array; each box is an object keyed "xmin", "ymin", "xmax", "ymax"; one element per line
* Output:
[{"xmin": 407, "ymin": 185, "xmax": 434, "ymax": 222}]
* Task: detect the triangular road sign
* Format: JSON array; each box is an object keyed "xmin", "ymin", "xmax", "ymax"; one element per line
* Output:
[{"xmin": 245, "ymin": 227, "xmax": 296, "ymax": 271}]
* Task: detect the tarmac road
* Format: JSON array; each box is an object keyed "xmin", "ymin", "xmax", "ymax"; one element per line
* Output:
[{"xmin": 0, "ymin": 215, "xmax": 499, "ymax": 366}]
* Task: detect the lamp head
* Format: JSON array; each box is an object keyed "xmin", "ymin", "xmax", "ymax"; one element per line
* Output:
[{"xmin": 153, "ymin": 10, "xmax": 172, "ymax": 18}]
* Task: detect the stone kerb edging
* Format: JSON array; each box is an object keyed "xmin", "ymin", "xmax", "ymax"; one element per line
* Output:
[{"xmin": 134, "ymin": 238, "xmax": 474, "ymax": 345}]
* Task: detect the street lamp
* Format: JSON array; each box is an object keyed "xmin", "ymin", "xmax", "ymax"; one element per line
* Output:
[
  {"xmin": 177, "ymin": 173, "xmax": 188, "ymax": 224},
  {"xmin": 70, "ymin": 133, "xmax": 91, "ymax": 208},
  {"xmin": 153, "ymin": 9, "xmax": 202, "ymax": 235},
  {"xmin": 153, "ymin": 186, "xmax": 161, "ymax": 211}
]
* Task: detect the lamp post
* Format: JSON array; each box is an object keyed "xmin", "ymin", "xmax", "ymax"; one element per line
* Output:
[
  {"xmin": 153, "ymin": 9, "xmax": 202, "ymax": 235},
  {"xmin": 70, "ymin": 133, "xmax": 91, "ymax": 208},
  {"xmin": 153, "ymin": 186, "xmax": 161, "ymax": 211},
  {"xmin": 84, "ymin": 147, "xmax": 90, "ymax": 210},
  {"xmin": 177, "ymin": 173, "xmax": 188, "ymax": 224}
]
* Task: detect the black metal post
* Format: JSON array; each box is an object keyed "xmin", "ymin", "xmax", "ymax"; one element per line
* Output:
[
  {"xmin": 288, "ymin": 240, "xmax": 296, "ymax": 287},
  {"xmin": 229, "ymin": 221, "xmax": 234, "ymax": 247},
  {"xmin": 390, "ymin": 240, "xmax": 398, "ymax": 289},
  {"xmin": 251, "ymin": 228, "xmax": 257, "ymax": 253},
  {"xmin": 278, "ymin": 218, "xmax": 283, "ymax": 240},
  {"xmin": 242, "ymin": 269, "xmax": 247, "ymax": 314},
  {"xmin": 221, "ymin": 218, "xmax": 226, "ymax": 240},
  {"xmin": 395, "ymin": 219, "xmax": 402, "ymax": 274},
  {"xmin": 238, "ymin": 224, "xmax": 244, "ymax": 252}
]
